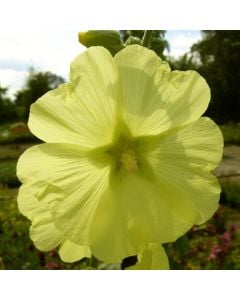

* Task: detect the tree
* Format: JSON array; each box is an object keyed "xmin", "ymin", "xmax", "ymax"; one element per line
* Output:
[
  {"xmin": 15, "ymin": 69, "xmax": 65, "ymax": 120},
  {"xmin": 0, "ymin": 85, "xmax": 17, "ymax": 123},
  {"xmin": 120, "ymin": 30, "xmax": 169, "ymax": 59},
  {"xmin": 168, "ymin": 53, "xmax": 198, "ymax": 71},
  {"xmin": 191, "ymin": 31, "xmax": 240, "ymax": 123}
]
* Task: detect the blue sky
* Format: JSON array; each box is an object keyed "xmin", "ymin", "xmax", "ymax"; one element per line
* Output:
[
  {"xmin": 0, "ymin": 30, "xmax": 201, "ymax": 97},
  {"xmin": 165, "ymin": 30, "xmax": 201, "ymax": 56}
]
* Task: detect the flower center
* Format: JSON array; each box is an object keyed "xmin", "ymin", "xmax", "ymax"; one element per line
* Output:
[
  {"xmin": 120, "ymin": 148, "xmax": 138, "ymax": 172},
  {"xmin": 106, "ymin": 131, "xmax": 140, "ymax": 173}
]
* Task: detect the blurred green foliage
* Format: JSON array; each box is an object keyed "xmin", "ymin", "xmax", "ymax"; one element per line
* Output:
[
  {"xmin": 220, "ymin": 123, "xmax": 240, "ymax": 145},
  {"xmin": 0, "ymin": 123, "xmax": 38, "ymax": 145},
  {"xmin": 170, "ymin": 31, "xmax": 240, "ymax": 124},
  {"xmin": 14, "ymin": 69, "xmax": 65, "ymax": 120},
  {"xmin": 0, "ymin": 86, "xmax": 18, "ymax": 122},
  {"xmin": 193, "ymin": 31, "xmax": 240, "ymax": 123},
  {"xmin": 1, "ymin": 70, "xmax": 64, "ymax": 123},
  {"xmin": 169, "ymin": 53, "xmax": 197, "ymax": 71},
  {"xmin": 120, "ymin": 30, "xmax": 169, "ymax": 59},
  {"xmin": 0, "ymin": 161, "xmax": 19, "ymax": 188},
  {"xmin": 166, "ymin": 206, "xmax": 240, "ymax": 270},
  {"xmin": 221, "ymin": 182, "xmax": 240, "ymax": 209}
]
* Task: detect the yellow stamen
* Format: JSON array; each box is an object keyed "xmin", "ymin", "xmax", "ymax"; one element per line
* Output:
[{"xmin": 120, "ymin": 149, "xmax": 138, "ymax": 172}]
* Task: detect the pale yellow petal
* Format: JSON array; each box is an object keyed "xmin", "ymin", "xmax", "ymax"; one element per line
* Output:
[
  {"xmin": 29, "ymin": 47, "xmax": 121, "ymax": 148},
  {"xmin": 30, "ymin": 217, "xmax": 62, "ymax": 252},
  {"xmin": 59, "ymin": 240, "xmax": 91, "ymax": 263},
  {"xmin": 128, "ymin": 244, "xmax": 169, "ymax": 270},
  {"xmin": 17, "ymin": 143, "xmax": 111, "ymax": 249},
  {"xmin": 90, "ymin": 172, "xmax": 189, "ymax": 263},
  {"xmin": 17, "ymin": 184, "xmax": 62, "ymax": 251},
  {"xmin": 146, "ymin": 117, "xmax": 223, "ymax": 225},
  {"xmin": 115, "ymin": 45, "xmax": 210, "ymax": 136}
]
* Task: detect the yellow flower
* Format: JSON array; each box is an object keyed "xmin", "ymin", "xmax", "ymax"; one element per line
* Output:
[{"xmin": 17, "ymin": 45, "xmax": 223, "ymax": 268}]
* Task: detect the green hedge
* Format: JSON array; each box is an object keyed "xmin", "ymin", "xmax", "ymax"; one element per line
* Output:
[
  {"xmin": 0, "ymin": 161, "xmax": 20, "ymax": 188},
  {"xmin": 220, "ymin": 123, "xmax": 240, "ymax": 145},
  {"xmin": 220, "ymin": 181, "xmax": 240, "ymax": 209}
]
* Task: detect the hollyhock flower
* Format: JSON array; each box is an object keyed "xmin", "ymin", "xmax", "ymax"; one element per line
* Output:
[{"xmin": 17, "ymin": 44, "xmax": 223, "ymax": 268}]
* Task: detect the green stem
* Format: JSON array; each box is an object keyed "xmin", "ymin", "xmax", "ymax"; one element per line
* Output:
[{"xmin": 141, "ymin": 30, "xmax": 154, "ymax": 48}]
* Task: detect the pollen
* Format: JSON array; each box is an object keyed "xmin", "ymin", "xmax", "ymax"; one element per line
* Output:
[{"xmin": 120, "ymin": 149, "xmax": 138, "ymax": 172}]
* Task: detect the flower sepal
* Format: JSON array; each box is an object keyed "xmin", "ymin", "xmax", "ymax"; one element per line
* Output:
[{"xmin": 78, "ymin": 30, "xmax": 124, "ymax": 56}]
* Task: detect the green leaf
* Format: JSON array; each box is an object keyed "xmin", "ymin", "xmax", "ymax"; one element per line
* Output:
[
  {"xmin": 78, "ymin": 30, "xmax": 124, "ymax": 56},
  {"xmin": 125, "ymin": 36, "xmax": 141, "ymax": 46}
]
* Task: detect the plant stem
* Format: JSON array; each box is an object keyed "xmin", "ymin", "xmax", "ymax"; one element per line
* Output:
[{"xmin": 141, "ymin": 30, "xmax": 154, "ymax": 48}]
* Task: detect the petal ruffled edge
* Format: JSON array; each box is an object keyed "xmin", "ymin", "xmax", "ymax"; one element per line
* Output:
[
  {"xmin": 115, "ymin": 45, "xmax": 211, "ymax": 137},
  {"xmin": 29, "ymin": 46, "xmax": 120, "ymax": 148},
  {"xmin": 59, "ymin": 240, "xmax": 91, "ymax": 263}
]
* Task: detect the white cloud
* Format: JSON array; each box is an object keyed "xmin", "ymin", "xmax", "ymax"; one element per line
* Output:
[
  {"xmin": 0, "ymin": 31, "xmax": 85, "ymax": 97},
  {"xmin": 166, "ymin": 31, "xmax": 201, "ymax": 58},
  {"xmin": 171, "ymin": 35, "xmax": 200, "ymax": 49},
  {"xmin": 0, "ymin": 31, "xmax": 85, "ymax": 70},
  {"xmin": 0, "ymin": 69, "xmax": 28, "ymax": 97}
]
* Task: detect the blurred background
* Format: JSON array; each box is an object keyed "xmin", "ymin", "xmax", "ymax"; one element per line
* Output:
[{"xmin": 0, "ymin": 30, "xmax": 240, "ymax": 270}]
